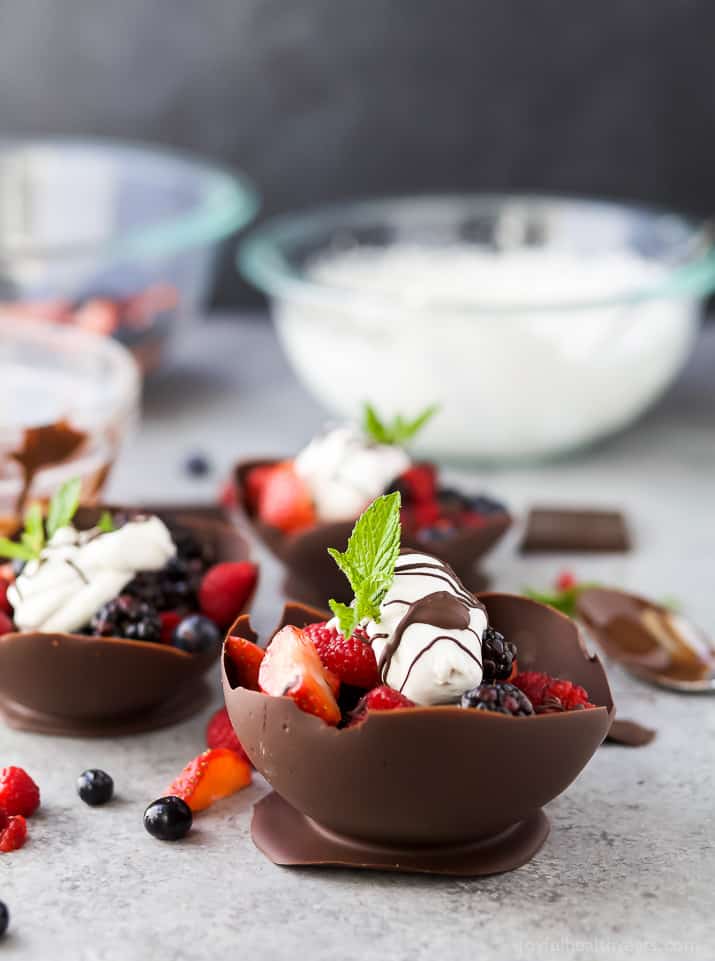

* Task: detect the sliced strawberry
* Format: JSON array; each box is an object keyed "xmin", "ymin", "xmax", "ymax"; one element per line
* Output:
[
  {"xmin": 258, "ymin": 462, "xmax": 316, "ymax": 534},
  {"xmin": 167, "ymin": 748, "xmax": 252, "ymax": 813},
  {"xmin": 303, "ymin": 621, "xmax": 378, "ymax": 689},
  {"xmin": 199, "ymin": 561, "xmax": 258, "ymax": 627},
  {"xmin": 224, "ymin": 636, "xmax": 265, "ymax": 691},
  {"xmin": 205, "ymin": 707, "xmax": 251, "ymax": 765},
  {"xmin": 244, "ymin": 465, "xmax": 275, "ymax": 514},
  {"xmin": 259, "ymin": 625, "xmax": 341, "ymax": 725}
]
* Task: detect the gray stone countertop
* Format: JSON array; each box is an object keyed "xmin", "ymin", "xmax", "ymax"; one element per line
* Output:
[{"xmin": 2, "ymin": 316, "xmax": 714, "ymax": 961}]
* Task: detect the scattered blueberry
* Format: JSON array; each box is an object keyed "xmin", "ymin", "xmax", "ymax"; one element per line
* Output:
[
  {"xmin": 184, "ymin": 453, "xmax": 212, "ymax": 478},
  {"xmin": 144, "ymin": 796, "xmax": 192, "ymax": 841},
  {"xmin": 469, "ymin": 495, "xmax": 506, "ymax": 516},
  {"xmin": 172, "ymin": 614, "xmax": 222, "ymax": 654},
  {"xmin": 0, "ymin": 901, "xmax": 8, "ymax": 938},
  {"xmin": 418, "ymin": 525, "xmax": 452, "ymax": 542},
  {"xmin": 77, "ymin": 769, "xmax": 114, "ymax": 806}
]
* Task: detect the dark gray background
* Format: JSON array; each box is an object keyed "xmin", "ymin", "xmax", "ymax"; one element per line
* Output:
[{"xmin": 2, "ymin": 0, "xmax": 713, "ymax": 305}]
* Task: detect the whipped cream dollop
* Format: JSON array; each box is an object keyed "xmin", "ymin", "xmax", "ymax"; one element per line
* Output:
[
  {"xmin": 294, "ymin": 425, "xmax": 410, "ymax": 522},
  {"xmin": 364, "ymin": 551, "xmax": 486, "ymax": 705},
  {"xmin": 8, "ymin": 515, "xmax": 176, "ymax": 634}
]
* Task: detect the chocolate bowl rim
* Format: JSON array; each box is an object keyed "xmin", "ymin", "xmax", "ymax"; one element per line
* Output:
[
  {"xmin": 231, "ymin": 457, "xmax": 512, "ymax": 547},
  {"xmin": 223, "ymin": 592, "xmax": 616, "ymax": 725}
]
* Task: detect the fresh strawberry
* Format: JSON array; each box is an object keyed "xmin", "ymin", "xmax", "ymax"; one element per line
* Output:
[
  {"xmin": 349, "ymin": 685, "xmax": 414, "ymax": 724},
  {"xmin": 0, "ymin": 611, "xmax": 13, "ymax": 636},
  {"xmin": 0, "ymin": 815, "xmax": 27, "ymax": 853},
  {"xmin": 199, "ymin": 562, "xmax": 258, "ymax": 627},
  {"xmin": 399, "ymin": 464, "xmax": 437, "ymax": 504},
  {"xmin": 218, "ymin": 478, "xmax": 238, "ymax": 511},
  {"xmin": 159, "ymin": 611, "xmax": 181, "ymax": 644},
  {"xmin": 259, "ymin": 625, "xmax": 341, "ymax": 725},
  {"xmin": 556, "ymin": 570, "xmax": 578, "ymax": 591},
  {"xmin": 224, "ymin": 636, "xmax": 265, "ymax": 691},
  {"xmin": 205, "ymin": 707, "xmax": 251, "ymax": 765},
  {"xmin": 0, "ymin": 768, "xmax": 40, "ymax": 817},
  {"xmin": 0, "ymin": 578, "xmax": 11, "ymax": 616},
  {"xmin": 244, "ymin": 465, "xmax": 275, "ymax": 513},
  {"xmin": 514, "ymin": 671, "xmax": 594, "ymax": 711},
  {"xmin": 303, "ymin": 621, "xmax": 378, "ymax": 689},
  {"xmin": 167, "ymin": 748, "xmax": 252, "ymax": 813},
  {"xmin": 258, "ymin": 462, "xmax": 316, "ymax": 534}
]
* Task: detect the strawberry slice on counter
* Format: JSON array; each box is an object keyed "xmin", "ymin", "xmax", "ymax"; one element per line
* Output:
[
  {"xmin": 258, "ymin": 625, "xmax": 341, "ymax": 725},
  {"xmin": 167, "ymin": 748, "xmax": 252, "ymax": 813}
]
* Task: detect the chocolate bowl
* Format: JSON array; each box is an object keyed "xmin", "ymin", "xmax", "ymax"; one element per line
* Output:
[
  {"xmin": 233, "ymin": 459, "xmax": 511, "ymax": 606},
  {"xmin": 222, "ymin": 595, "xmax": 614, "ymax": 876},
  {"xmin": 0, "ymin": 505, "xmax": 253, "ymax": 737}
]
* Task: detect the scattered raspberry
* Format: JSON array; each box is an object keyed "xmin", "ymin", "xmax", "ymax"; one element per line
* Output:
[
  {"xmin": 0, "ymin": 579, "xmax": 11, "ymax": 616},
  {"xmin": 258, "ymin": 625, "xmax": 341, "ymax": 725},
  {"xmin": 258, "ymin": 462, "xmax": 316, "ymax": 534},
  {"xmin": 303, "ymin": 621, "xmax": 378, "ymax": 689},
  {"xmin": 0, "ymin": 815, "xmax": 27, "ymax": 853},
  {"xmin": 199, "ymin": 562, "xmax": 258, "ymax": 628},
  {"xmin": 205, "ymin": 707, "xmax": 251, "ymax": 765},
  {"xmin": 167, "ymin": 748, "xmax": 252, "ymax": 813},
  {"xmin": 0, "ymin": 768, "xmax": 40, "ymax": 817},
  {"xmin": 224, "ymin": 635, "xmax": 265, "ymax": 691},
  {"xmin": 0, "ymin": 611, "xmax": 13, "ymax": 636},
  {"xmin": 556, "ymin": 570, "xmax": 578, "ymax": 591},
  {"xmin": 159, "ymin": 611, "xmax": 182, "ymax": 644},
  {"xmin": 514, "ymin": 672, "xmax": 594, "ymax": 712}
]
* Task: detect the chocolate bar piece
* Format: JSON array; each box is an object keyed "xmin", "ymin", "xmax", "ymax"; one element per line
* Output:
[{"xmin": 520, "ymin": 507, "xmax": 630, "ymax": 553}]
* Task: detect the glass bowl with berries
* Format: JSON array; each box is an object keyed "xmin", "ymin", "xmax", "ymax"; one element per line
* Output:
[
  {"xmin": 233, "ymin": 404, "xmax": 510, "ymax": 607},
  {"xmin": 222, "ymin": 494, "xmax": 614, "ymax": 877},
  {"xmin": 0, "ymin": 480, "xmax": 258, "ymax": 735}
]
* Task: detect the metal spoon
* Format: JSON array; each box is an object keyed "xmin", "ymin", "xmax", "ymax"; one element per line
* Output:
[{"xmin": 576, "ymin": 587, "xmax": 715, "ymax": 693}]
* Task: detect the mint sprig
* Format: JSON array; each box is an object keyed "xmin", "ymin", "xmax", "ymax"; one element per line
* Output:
[
  {"xmin": 0, "ymin": 477, "xmax": 84, "ymax": 564},
  {"xmin": 328, "ymin": 492, "xmax": 402, "ymax": 639},
  {"xmin": 362, "ymin": 403, "xmax": 439, "ymax": 447}
]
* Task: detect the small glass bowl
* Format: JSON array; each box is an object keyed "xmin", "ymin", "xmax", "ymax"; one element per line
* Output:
[
  {"xmin": 240, "ymin": 194, "xmax": 715, "ymax": 462},
  {"xmin": 0, "ymin": 138, "xmax": 259, "ymax": 374},
  {"xmin": 0, "ymin": 321, "xmax": 140, "ymax": 533}
]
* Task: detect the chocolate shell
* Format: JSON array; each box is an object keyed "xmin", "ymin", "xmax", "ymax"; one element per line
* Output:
[
  {"xmin": 233, "ymin": 459, "xmax": 510, "ymax": 606},
  {"xmin": 222, "ymin": 595, "xmax": 613, "ymax": 850},
  {"xmin": 0, "ymin": 505, "xmax": 253, "ymax": 736}
]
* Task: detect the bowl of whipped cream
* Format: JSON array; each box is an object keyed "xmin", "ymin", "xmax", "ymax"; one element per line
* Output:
[{"xmin": 240, "ymin": 194, "xmax": 715, "ymax": 462}]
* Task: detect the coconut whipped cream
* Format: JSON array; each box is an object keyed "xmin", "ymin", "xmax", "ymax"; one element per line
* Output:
[
  {"xmin": 294, "ymin": 425, "xmax": 410, "ymax": 522},
  {"xmin": 364, "ymin": 550, "xmax": 486, "ymax": 705},
  {"xmin": 8, "ymin": 515, "xmax": 176, "ymax": 634}
]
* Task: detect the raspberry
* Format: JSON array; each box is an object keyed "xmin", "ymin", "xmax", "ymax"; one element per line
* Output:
[
  {"xmin": 349, "ymin": 685, "xmax": 415, "ymax": 724},
  {"xmin": 461, "ymin": 682, "xmax": 534, "ymax": 716},
  {"xmin": 0, "ymin": 815, "xmax": 27, "ymax": 853},
  {"xmin": 205, "ymin": 707, "xmax": 251, "ymax": 765},
  {"xmin": 0, "ymin": 767, "xmax": 40, "ymax": 817},
  {"xmin": 0, "ymin": 578, "xmax": 11, "ymax": 616},
  {"xmin": 0, "ymin": 611, "xmax": 13, "ymax": 636},
  {"xmin": 303, "ymin": 621, "xmax": 379, "ymax": 689},
  {"xmin": 399, "ymin": 464, "xmax": 437, "ymax": 504},
  {"xmin": 556, "ymin": 570, "xmax": 578, "ymax": 591},
  {"xmin": 514, "ymin": 672, "xmax": 594, "ymax": 712},
  {"xmin": 198, "ymin": 562, "xmax": 258, "ymax": 628}
]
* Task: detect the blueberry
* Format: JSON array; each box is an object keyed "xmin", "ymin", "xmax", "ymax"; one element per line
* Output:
[
  {"xmin": 0, "ymin": 901, "xmax": 8, "ymax": 938},
  {"xmin": 184, "ymin": 453, "xmax": 211, "ymax": 478},
  {"xmin": 144, "ymin": 796, "xmax": 192, "ymax": 841},
  {"xmin": 173, "ymin": 614, "xmax": 221, "ymax": 654},
  {"xmin": 418, "ymin": 526, "xmax": 452, "ymax": 542},
  {"xmin": 469, "ymin": 495, "xmax": 506, "ymax": 516},
  {"xmin": 437, "ymin": 487, "xmax": 469, "ymax": 511},
  {"xmin": 77, "ymin": 769, "xmax": 114, "ymax": 806}
]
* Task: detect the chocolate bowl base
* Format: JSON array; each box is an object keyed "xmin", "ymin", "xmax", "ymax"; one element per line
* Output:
[
  {"xmin": 252, "ymin": 792, "xmax": 550, "ymax": 877},
  {"xmin": 0, "ymin": 677, "xmax": 212, "ymax": 738}
]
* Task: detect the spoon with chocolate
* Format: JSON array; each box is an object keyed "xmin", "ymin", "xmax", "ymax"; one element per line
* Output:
[{"xmin": 577, "ymin": 587, "xmax": 715, "ymax": 693}]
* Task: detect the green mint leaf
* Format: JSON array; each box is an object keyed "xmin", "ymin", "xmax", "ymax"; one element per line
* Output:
[
  {"xmin": 22, "ymin": 502, "xmax": 45, "ymax": 556},
  {"xmin": 0, "ymin": 537, "xmax": 36, "ymax": 562},
  {"xmin": 327, "ymin": 491, "xmax": 402, "ymax": 638},
  {"xmin": 523, "ymin": 582, "xmax": 601, "ymax": 619},
  {"xmin": 97, "ymin": 510, "xmax": 115, "ymax": 533},
  {"xmin": 361, "ymin": 402, "xmax": 438, "ymax": 447},
  {"xmin": 46, "ymin": 477, "xmax": 82, "ymax": 539},
  {"xmin": 328, "ymin": 600, "xmax": 358, "ymax": 639}
]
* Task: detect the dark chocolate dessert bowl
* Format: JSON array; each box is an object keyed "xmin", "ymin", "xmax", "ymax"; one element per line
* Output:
[
  {"xmin": 222, "ymin": 494, "xmax": 613, "ymax": 876},
  {"xmin": 232, "ymin": 405, "xmax": 510, "ymax": 606},
  {"xmin": 0, "ymin": 484, "xmax": 257, "ymax": 736}
]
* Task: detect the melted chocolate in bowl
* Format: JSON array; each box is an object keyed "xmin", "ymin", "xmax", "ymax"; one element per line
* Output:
[
  {"xmin": 223, "ymin": 596, "xmax": 613, "ymax": 859},
  {"xmin": 0, "ymin": 506, "xmax": 253, "ymax": 736}
]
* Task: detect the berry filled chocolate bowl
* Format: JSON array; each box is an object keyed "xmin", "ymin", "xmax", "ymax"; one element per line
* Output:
[
  {"xmin": 0, "ymin": 481, "xmax": 257, "ymax": 736},
  {"xmin": 233, "ymin": 404, "xmax": 510, "ymax": 606},
  {"xmin": 222, "ymin": 495, "xmax": 613, "ymax": 876}
]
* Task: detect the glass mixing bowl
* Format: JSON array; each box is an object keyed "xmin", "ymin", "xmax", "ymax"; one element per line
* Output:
[
  {"xmin": 0, "ymin": 321, "xmax": 140, "ymax": 534},
  {"xmin": 240, "ymin": 194, "xmax": 715, "ymax": 462},
  {"xmin": 0, "ymin": 138, "xmax": 259, "ymax": 373}
]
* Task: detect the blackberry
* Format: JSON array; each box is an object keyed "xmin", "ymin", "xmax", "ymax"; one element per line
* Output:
[
  {"xmin": 144, "ymin": 796, "xmax": 192, "ymax": 841},
  {"xmin": 89, "ymin": 595, "xmax": 162, "ymax": 643},
  {"xmin": 481, "ymin": 625, "xmax": 518, "ymax": 682},
  {"xmin": 461, "ymin": 682, "xmax": 534, "ymax": 716},
  {"xmin": 77, "ymin": 769, "xmax": 114, "ymax": 806}
]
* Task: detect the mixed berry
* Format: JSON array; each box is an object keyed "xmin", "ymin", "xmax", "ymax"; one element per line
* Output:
[{"xmin": 0, "ymin": 766, "xmax": 40, "ymax": 855}]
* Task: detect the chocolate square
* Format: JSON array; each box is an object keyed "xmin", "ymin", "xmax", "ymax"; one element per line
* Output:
[{"xmin": 520, "ymin": 507, "xmax": 631, "ymax": 553}]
